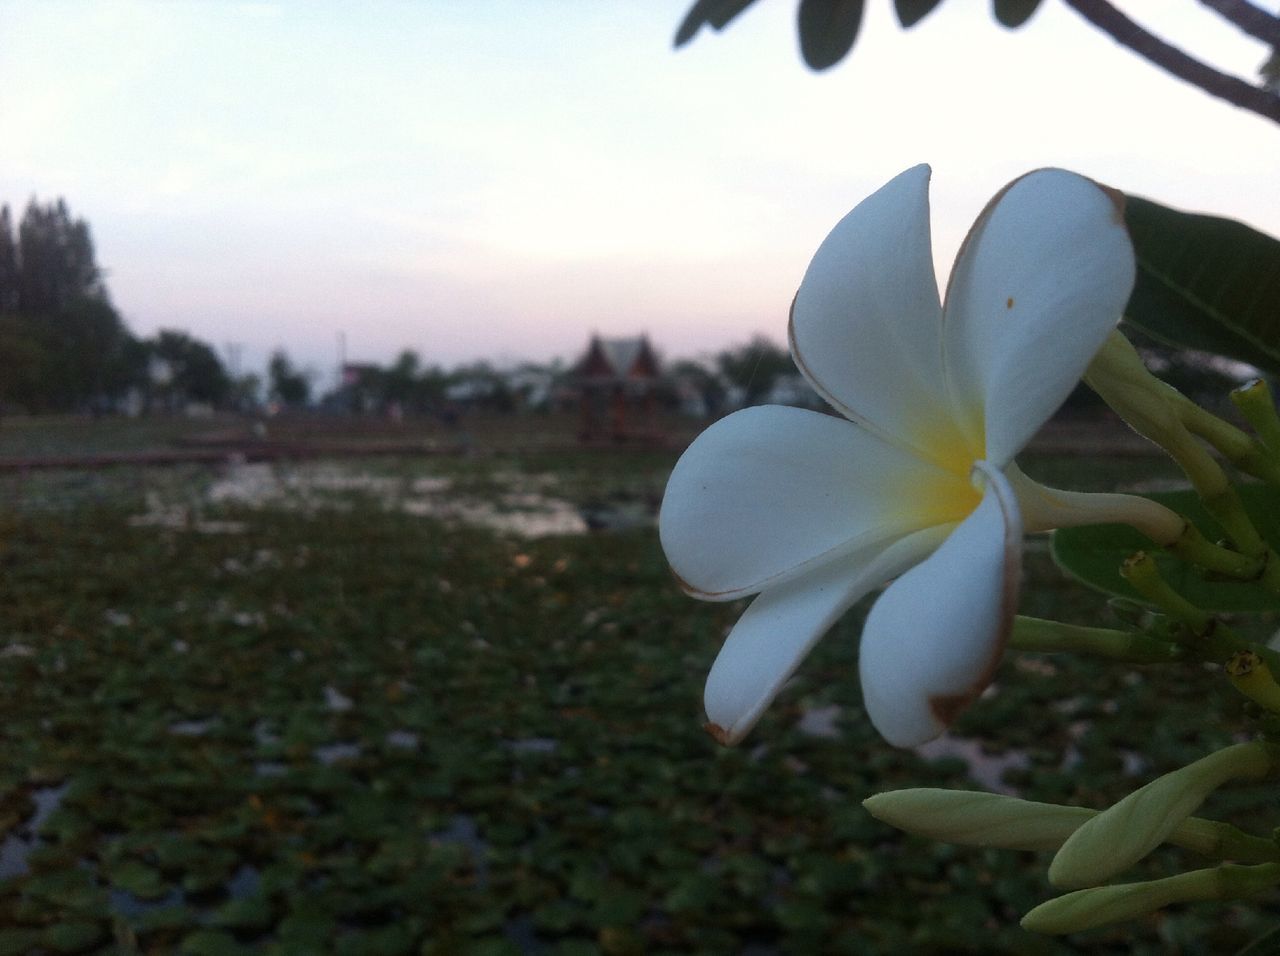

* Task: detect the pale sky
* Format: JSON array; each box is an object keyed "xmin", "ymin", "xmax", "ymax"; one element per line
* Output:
[{"xmin": 2, "ymin": 1, "xmax": 1277, "ymax": 387}]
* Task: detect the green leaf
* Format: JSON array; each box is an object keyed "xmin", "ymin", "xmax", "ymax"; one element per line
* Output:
[
  {"xmin": 180, "ymin": 929, "xmax": 255, "ymax": 956},
  {"xmin": 797, "ymin": 0, "xmax": 865, "ymax": 70},
  {"xmin": 1123, "ymin": 194, "xmax": 1280, "ymax": 375},
  {"xmin": 992, "ymin": 0, "xmax": 1043, "ymax": 28},
  {"xmin": 0, "ymin": 930, "xmax": 42, "ymax": 956},
  {"xmin": 1051, "ymin": 485, "xmax": 1280, "ymax": 612},
  {"xmin": 208, "ymin": 894, "xmax": 274, "ymax": 933},
  {"xmin": 107, "ymin": 858, "xmax": 168, "ymax": 900},
  {"xmin": 673, "ymin": 0, "xmax": 760, "ymax": 47},
  {"xmin": 894, "ymin": 0, "xmax": 945, "ymax": 28},
  {"xmin": 1235, "ymin": 923, "xmax": 1280, "ymax": 956},
  {"xmin": 40, "ymin": 921, "xmax": 106, "ymax": 954}
]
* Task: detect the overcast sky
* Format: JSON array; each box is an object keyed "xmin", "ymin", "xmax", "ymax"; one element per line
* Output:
[{"xmin": 3, "ymin": 1, "xmax": 1277, "ymax": 386}]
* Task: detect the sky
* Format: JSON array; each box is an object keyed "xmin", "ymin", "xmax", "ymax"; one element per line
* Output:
[{"xmin": 2, "ymin": 1, "xmax": 1278, "ymax": 389}]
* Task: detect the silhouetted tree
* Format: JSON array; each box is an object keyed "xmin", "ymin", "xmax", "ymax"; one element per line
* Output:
[
  {"xmin": 715, "ymin": 335, "xmax": 795, "ymax": 405},
  {"xmin": 268, "ymin": 350, "xmax": 311, "ymax": 407},
  {"xmin": 0, "ymin": 197, "xmax": 141, "ymax": 411},
  {"xmin": 17, "ymin": 198, "xmax": 105, "ymax": 315},
  {"xmin": 0, "ymin": 314, "xmax": 48, "ymax": 410},
  {"xmin": 668, "ymin": 357, "xmax": 727, "ymax": 414},
  {"xmin": 148, "ymin": 330, "xmax": 232, "ymax": 406},
  {"xmin": 0, "ymin": 206, "xmax": 17, "ymax": 314},
  {"xmin": 383, "ymin": 349, "xmax": 421, "ymax": 408}
]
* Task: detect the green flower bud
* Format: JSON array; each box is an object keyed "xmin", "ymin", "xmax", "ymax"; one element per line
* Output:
[
  {"xmin": 863, "ymin": 790, "xmax": 1092, "ymax": 851},
  {"xmin": 1084, "ymin": 331, "xmax": 1187, "ymax": 456},
  {"xmin": 1049, "ymin": 742, "xmax": 1279, "ymax": 889},
  {"xmin": 865, "ymin": 788, "xmax": 1280, "ymax": 864},
  {"xmin": 1023, "ymin": 863, "xmax": 1280, "ymax": 935}
]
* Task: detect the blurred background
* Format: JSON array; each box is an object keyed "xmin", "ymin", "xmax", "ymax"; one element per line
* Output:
[{"xmin": 1, "ymin": 2, "xmax": 1278, "ymax": 953}]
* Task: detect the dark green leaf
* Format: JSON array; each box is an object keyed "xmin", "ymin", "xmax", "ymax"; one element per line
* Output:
[
  {"xmin": 39, "ymin": 921, "xmax": 105, "ymax": 954},
  {"xmin": 895, "ymin": 0, "xmax": 945, "ymax": 28},
  {"xmin": 1235, "ymin": 923, "xmax": 1280, "ymax": 956},
  {"xmin": 993, "ymin": 0, "xmax": 1043, "ymax": 28},
  {"xmin": 107, "ymin": 858, "xmax": 168, "ymax": 900},
  {"xmin": 209, "ymin": 895, "xmax": 274, "ymax": 932},
  {"xmin": 674, "ymin": 0, "xmax": 760, "ymax": 47},
  {"xmin": 179, "ymin": 929, "xmax": 255, "ymax": 956},
  {"xmin": 0, "ymin": 930, "xmax": 42, "ymax": 956},
  {"xmin": 1123, "ymin": 194, "xmax": 1280, "ymax": 375},
  {"xmin": 1051, "ymin": 485, "xmax": 1280, "ymax": 611},
  {"xmin": 798, "ymin": 0, "xmax": 865, "ymax": 70}
]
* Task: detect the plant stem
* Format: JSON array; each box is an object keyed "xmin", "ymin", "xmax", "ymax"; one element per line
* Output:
[
  {"xmin": 1062, "ymin": 0, "xmax": 1280, "ymax": 124},
  {"xmin": 1232, "ymin": 379, "xmax": 1280, "ymax": 458},
  {"xmin": 1010, "ymin": 616, "xmax": 1180, "ymax": 662},
  {"xmin": 1195, "ymin": 0, "xmax": 1280, "ymax": 46}
]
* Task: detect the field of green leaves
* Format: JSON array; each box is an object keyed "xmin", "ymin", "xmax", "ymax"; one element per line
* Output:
[{"xmin": 1, "ymin": 436, "xmax": 1277, "ymax": 954}]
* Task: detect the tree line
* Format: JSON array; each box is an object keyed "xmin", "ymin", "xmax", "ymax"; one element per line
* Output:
[
  {"xmin": 2, "ymin": 196, "xmax": 1235, "ymax": 420},
  {"xmin": 0, "ymin": 198, "xmax": 227, "ymax": 412},
  {"xmin": 0, "ymin": 197, "xmax": 328, "ymax": 414}
]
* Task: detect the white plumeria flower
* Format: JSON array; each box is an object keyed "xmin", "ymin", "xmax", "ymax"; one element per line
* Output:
[{"xmin": 659, "ymin": 165, "xmax": 1135, "ymax": 748}]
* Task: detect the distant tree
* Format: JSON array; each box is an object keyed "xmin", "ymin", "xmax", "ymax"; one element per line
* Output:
[
  {"xmin": 16, "ymin": 198, "xmax": 105, "ymax": 315},
  {"xmin": 416, "ymin": 363, "xmax": 447, "ymax": 409},
  {"xmin": 231, "ymin": 373, "xmax": 262, "ymax": 411},
  {"xmin": 0, "ymin": 206, "xmax": 17, "ymax": 314},
  {"xmin": 668, "ymin": 357, "xmax": 727, "ymax": 414},
  {"xmin": 46, "ymin": 297, "xmax": 136, "ymax": 410},
  {"xmin": 0, "ymin": 314, "xmax": 49, "ymax": 411},
  {"xmin": 714, "ymin": 335, "xmax": 795, "ymax": 405},
  {"xmin": 268, "ymin": 350, "xmax": 311, "ymax": 407},
  {"xmin": 445, "ymin": 361, "xmax": 513, "ymax": 412},
  {"xmin": 0, "ymin": 197, "xmax": 140, "ymax": 411},
  {"xmin": 148, "ymin": 330, "xmax": 232, "ymax": 406},
  {"xmin": 383, "ymin": 349, "xmax": 422, "ymax": 408}
]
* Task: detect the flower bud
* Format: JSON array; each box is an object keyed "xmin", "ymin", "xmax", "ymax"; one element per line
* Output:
[
  {"xmin": 1083, "ymin": 331, "xmax": 1185, "ymax": 445},
  {"xmin": 1049, "ymin": 742, "xmax": 1279, "ymax": 889},
  {"xmin": 863, "ymin": 789, "xmax": 1091, "ymax": 851},
  {"xmin": 1023, "ymin": 868, "xmax": 1224, "ymax": 935}
]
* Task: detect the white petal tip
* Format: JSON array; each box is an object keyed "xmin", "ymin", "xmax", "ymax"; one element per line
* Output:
[{"xmin": 704, "ymin": 721, "xmax": 739, "ymax": 746}]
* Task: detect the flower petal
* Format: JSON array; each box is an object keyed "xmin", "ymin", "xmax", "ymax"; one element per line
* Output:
[
  {"xmin": 789, "ymin": 164, "xmax": 962, "ymax": 460},
  {"xmin": 859, "ymin": 465, "xmax": 1022, "ymax": 747},
  {"xmin": 942, "ymin": 169, "xmax": 1135, "ymax": 466},
  {"xmin": 704, "ymin": 526, "xmax": 950, "ymax": 745},
  {"xmin": 660, "ymin": 404, "xmax": 975, "ymax": 602}
]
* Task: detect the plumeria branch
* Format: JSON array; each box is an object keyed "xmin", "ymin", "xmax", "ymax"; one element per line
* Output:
[
  {"xmin": 1009, "ymin": 615, "xmax": 1181, "ymax": 663},
  {"xmin": 1085, "ymin": 333, "xmax": 1280, "ymax": 591},
  {"xmin": 1195, "ymin": 0, "xmax": 1280, "ymax": 46},
  {"xmin": 1170, "ymin": 387, "xmax": 1280, "ymax": 489},
  {"xmin": 1062, "ymin": 0, "xmax": 1280, "ymax": 124},
  {"xmin": 1117, "ymin": 551, "xmax": 1280, "ymax": 674},
  {"xmin": 1227, "ymin": 650, "xmax": 1280, "ymax": 712},
  {"xmin": 1232, "ymin": 379, "xmax": 1280, "ymax": 459}
]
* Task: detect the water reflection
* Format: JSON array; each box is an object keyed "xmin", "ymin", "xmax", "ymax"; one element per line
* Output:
[
  {"xmin": 0, "ymin": 782, "xmax": 68, "ymax": 880},
  {"xmin": 127, "ymin": 461, "xmax": 633, "ymax": 538},
  {"xmin": 914, "ymin": 734, "xmax": 1031, "ymax": 795}
]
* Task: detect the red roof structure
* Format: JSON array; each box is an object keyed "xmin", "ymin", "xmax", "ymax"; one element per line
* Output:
[{"xmin": 571, "ymin": 335, "xmax": 663, "ymax": 441}]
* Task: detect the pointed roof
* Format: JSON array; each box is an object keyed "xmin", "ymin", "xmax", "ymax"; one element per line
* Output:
[{"xmin": 574, "ymin": 335, "xmax": 660, "ymax": 381}]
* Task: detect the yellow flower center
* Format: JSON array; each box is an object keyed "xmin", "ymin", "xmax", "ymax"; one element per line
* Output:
[{"xmin": 901, "ymin": 416, "xmax": 986, "ymax": 527}]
